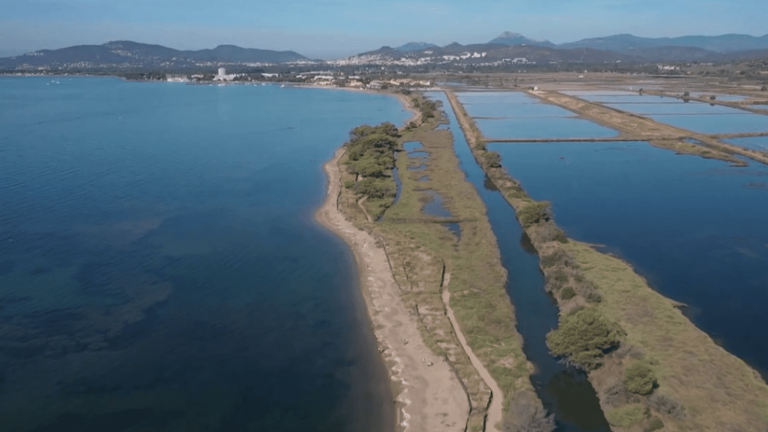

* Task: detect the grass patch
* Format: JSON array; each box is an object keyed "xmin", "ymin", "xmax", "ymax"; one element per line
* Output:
[
  {"xmin": 565, "ymin": 240, "xmax": 768, "ymax": 431},
  {"xmin": 606, "ymin": 405, "xmax": 645, "ymax": 428}
]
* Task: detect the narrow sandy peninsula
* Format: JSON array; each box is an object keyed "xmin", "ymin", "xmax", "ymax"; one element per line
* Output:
[{"xmin": 315, "ymin": 147, "xmax": 468, "ymax": 432}]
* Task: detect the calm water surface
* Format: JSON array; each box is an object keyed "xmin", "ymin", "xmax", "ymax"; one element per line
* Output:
[
  {"xmin": 456, "ymin": 92, "xmax": 617, "ymax": 140},
  {"xmin": 0, "ymin": 77, "xmax": 409, "ymax": 432},
  {"xmin": 726, "ymin": 137, "xmax": 768, "ymax": 151},
  {"xmin": 489, "ymin": 141, "xmax": 768, "ymax": 377},
  {"xmin": 430, "ymin": 92, "xmax": 611, "ymax": 431}
]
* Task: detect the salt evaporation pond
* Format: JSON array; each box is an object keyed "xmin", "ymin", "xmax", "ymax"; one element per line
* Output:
[
  {"xmin": 566, "ymin": 92, "xmax": 768, "ymax": 134},
  {"xmin": 489, "ymin": 140, "xmax": 768, "ymax": 377},
  {"xmin": 0, "ymin": 76, "xmax": 410, "ymax": 432},
  {"xmin": 457, "ymin": 92, "xmax": 617, "ymax": 140},
  {"xmin": 726, "ymin": 136, "xmax": 768, "ymax": 151}
]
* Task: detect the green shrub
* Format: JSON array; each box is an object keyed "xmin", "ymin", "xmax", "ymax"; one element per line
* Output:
[
  {"xmin": 644, "ymin": 417, "xmax": 664, "ymax": 432},
  {"xmin": 606, "ymin": 405, "xmax": 645, "ymax": 428},
  {"xmin": 483, "ymin": 151, "xmax": 502, "ymax": 168},
  {"xmin": 624, "ymin": 360, "xmax": 658, "ymax": 395},
  {"xmin": 560, "ymin": 287, "xmax": 576, "ymax": 300},
  {"xmin": 344, "ymin": 180, "xmax": 355, "ymax": 189},
  {"xmin": 546, "ymin": 307, "xmax": 623, "ymax": 370},
  {"xmin": 518, "ymin": 201, "xmax": 552, "ymax": 228}
]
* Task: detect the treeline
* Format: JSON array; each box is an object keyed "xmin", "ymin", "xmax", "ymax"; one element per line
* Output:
[{"xmin": 344, "ymin": 122, "xmax": 400, "ymax": 199}]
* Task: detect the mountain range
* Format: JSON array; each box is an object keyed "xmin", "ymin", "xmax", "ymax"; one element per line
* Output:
[
  {"xmin": 352, "ymin": 32, "xmax": 768, "ymax": 65},
  {"xmin": 2, "ymin": 32, "xmax": 768, "ymax": 72},
  {"xmin": 0, "ymin": 41, "xmax": 308, "ymax": 71}
]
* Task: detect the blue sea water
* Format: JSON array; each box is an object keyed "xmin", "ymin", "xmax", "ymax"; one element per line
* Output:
[
  {"xmin": 489, "ymin": 141, "xmax": 768, "ymax": 378},
  {"xmin": 0, "ymin": 77, "xmax": 410, "ymax": 432}
]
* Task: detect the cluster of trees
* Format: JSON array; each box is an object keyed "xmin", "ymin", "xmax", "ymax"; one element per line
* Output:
[
  {"xmin": 344, "ymin": 122, "xmax": 401, "ymax": 200},
  {"xmin": 411, "ymin": 96, "xmax": 438, "ymax": 120},
  {"xmin": 546, "ymin": 307, "xmax": 624, "ymax": 370},
  {"xmin": 345, "ymin": 122, "xmax": 400, "ymax": 178}
]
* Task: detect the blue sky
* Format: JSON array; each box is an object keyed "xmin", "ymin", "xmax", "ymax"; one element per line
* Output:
[{"xmin": 0, "ymin": 0, "xmax": 766, "ymax": 59}]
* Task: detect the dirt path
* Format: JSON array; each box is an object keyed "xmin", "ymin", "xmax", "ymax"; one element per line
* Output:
[
  {"xmin": 441, "ymin": 273, "xmax": 503, "ymax": 432},
  {"xmin": 316, "ymin": 148, "xmax": 468, "ymax": 432},
  {"xmin": 357, "ymin": 196, "xmax": 373, "ymax": 222}
]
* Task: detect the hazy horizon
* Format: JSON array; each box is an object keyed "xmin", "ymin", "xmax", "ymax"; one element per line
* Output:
[{"xmin": 1, "ymin": 0, "xmax": 766, "ymax": 59}]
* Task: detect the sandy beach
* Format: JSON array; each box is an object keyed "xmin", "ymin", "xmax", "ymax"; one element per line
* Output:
[{"xmin": 314, "ymin": 146, "xmax": 468, "ymax": 432}]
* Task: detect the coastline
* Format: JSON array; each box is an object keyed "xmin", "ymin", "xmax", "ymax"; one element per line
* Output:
[{"xmin": 314, "ymin": 147, "xmax": 468, "ymax": 432}]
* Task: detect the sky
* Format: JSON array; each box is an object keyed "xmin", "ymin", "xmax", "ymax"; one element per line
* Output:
[{"xmin": 0, "ymin": 0, "xmax": 766, "ymax": 59}]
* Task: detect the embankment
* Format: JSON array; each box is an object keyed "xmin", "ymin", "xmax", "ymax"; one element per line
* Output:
[{"xmin": 445, "ymin": 89, "xmax": 768, "ymax": 432}]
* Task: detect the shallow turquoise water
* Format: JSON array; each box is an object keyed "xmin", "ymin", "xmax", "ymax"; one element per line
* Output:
[
  {"xmin": 0, "ymin": 77, "xmax": 410, "ymax": 432},
  {"xmin": 489, "ymin": 140, "xmax": 768, "ymax": 378}
]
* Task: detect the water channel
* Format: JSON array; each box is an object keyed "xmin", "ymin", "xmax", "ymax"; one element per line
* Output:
[{"xmin": 428, "ymin": 91, "xmax": 612, "ymax": 431}]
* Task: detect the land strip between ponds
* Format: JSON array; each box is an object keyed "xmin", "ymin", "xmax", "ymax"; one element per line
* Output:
[
  {"xmin": 446, "ymin": 89, "xmax": 768, "ymax": 432},
  {"xmin": 486, "ymin": 137, "xmax": 683, "ymax": 143},
  {"xmin": 640, "ymin": 89, "xmax": 768, "ymax": 115},
  {"xmin": 342, "ymin": 101, "xmax": 551, "ymax": 431},
  {"xmin": 441, "ymin": 275, "xmax": 503, "ymax": 432},
  {"xmin": 526, "ymin": 90, "xmax": 768, "ymax": 166},
  {"xmin": 316, "ymin": 147, "xmax": 468, "ymax": 432}
]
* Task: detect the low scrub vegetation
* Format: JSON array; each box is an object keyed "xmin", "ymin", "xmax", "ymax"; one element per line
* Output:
[
  {"xmin": 518, "ymin": 201, "xmax": 552, "ymax": 228},
  {"xmin": 644, "ymin": 417, "xmax": 665, "ymax": 432},
  {"xmin": 502, "ymin": 390, "xmax": 555, "ymax": 432},
  {"xmin": 560, "ymin": 287, "xmax": 576, "ymax": 300},
  {"xmin": 646, "ymin": 393, "xmax": 686, "ymax": 419},
  {"xmin": 624, "ymin": 360, "xmax": 658, "ymax": 395},
  {"xmin": 411, "ymin": 96, "xmax": 438, "ymax": 120},
  {"xmin": 606, "ymin": 405, "xmax": 645, "ymax": 428},
  {"xmin": 483, "ymin": 151, "xmax": 502, "ymax": 168},
  {"xmin": 546, "ymin": 307, "xmax": 624, "ymax": 370}
]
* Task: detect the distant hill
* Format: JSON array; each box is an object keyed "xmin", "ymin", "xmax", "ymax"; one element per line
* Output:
[
  {"xmin": 345, "ymin": 41, "xmax": 637, "ymax": 66},
  {"xmin": 0, "ymin": 41, "xmax": 310, "ymax": 71},
  {"xmin": 560, "ymin": 33, "xmax": 768, "ymax": 53},
  {"xmin": 489, "ymin": 32, "xmax": 556, "ymax": 48},
  {"xmin": 348, "ymin": 31, "xmax": 768, "ymax": 65},
  {"xmin": 396, "ymin": 42, "xmax": 439, "ymax": 52}
]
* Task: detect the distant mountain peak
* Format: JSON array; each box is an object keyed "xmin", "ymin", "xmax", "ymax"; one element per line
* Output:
[
  {"xmin": 396, "ymin": 41, "xmax": 438, "ymax": 52},
  {"xmin": 489, "ymin": 31, "xmax": 554, "ymax": 47}
]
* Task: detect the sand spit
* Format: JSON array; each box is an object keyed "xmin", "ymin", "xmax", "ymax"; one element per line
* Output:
[{"xmin": 315, "ymin": 148, "xmax": 468, "ymax": 432}]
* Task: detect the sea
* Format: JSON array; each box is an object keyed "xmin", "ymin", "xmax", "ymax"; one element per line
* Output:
[{"xmin": 0, "ymin": 77, "xmax": 410, "ymax": 432}]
